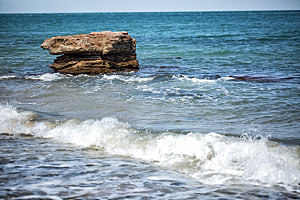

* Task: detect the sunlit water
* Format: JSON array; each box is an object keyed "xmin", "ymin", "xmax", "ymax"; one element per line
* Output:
[{"xmin": 0, "ymin": 11, "xmax": 300, "ymax": 199}]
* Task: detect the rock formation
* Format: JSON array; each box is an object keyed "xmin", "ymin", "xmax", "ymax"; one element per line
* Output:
[{"xmin": 41, "ymin": 31, "xmax": 139, "ymax": 75}]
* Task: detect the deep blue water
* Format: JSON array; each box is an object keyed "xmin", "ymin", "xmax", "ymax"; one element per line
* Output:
[{"xmin": 0, "ymin": 11, "xmax": 300, "ymax": 199}]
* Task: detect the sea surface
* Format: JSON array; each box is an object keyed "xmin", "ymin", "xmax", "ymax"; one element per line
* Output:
[{"xmin": 0, "ymin": 11, "xmax": 300, "ymax": 199}]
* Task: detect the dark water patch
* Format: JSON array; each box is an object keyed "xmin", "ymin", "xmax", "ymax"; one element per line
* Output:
[
  {"xmin": 0, "ymin": 158, "xmax": 13, "ymax": 165},
  {"xmin": 271, "ymin": 138, "xmax": 300, "ymax": 146},
  {"xmin": 150, "ymin": 73, "xmax": 174, "ymax": 82},
  {"xmin": 231, "ymin": 76, "xmax": 300, "ymax": 83},
  {"xmin": 203, "ymin": 50, "xmax": 237, "ymax": 56},
  {"xmin": 160, "ymin": 57, "xmax": 182, "ymax": 60},
  {"xmin": 159, "ymin": 65, "xmax": 181, "ymax": 69}
]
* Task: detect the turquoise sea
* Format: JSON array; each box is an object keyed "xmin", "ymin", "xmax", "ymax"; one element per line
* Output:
[{"xmin": 0, "ymin": 11, "xmax": 300, "ymax": 199}]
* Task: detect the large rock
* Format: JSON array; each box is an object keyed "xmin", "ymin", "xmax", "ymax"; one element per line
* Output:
[{"xmin": 41, "ymin": 31, "xmax": 139, "ymax": 75}]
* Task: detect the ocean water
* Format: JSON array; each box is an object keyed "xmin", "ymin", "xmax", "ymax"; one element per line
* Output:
[{"xmin": 0, "ymin": 11, "xmax": 300, "ymax": 199}]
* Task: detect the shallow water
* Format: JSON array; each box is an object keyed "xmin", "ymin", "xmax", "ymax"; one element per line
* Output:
[{"xmin": 0, "ymin": 11, "xmax": 300, "ymax": 199}]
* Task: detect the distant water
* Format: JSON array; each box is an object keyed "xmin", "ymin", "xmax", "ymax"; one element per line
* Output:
[{"xmin": 0, "ymin": 11, "xmax": 300, "ymax": 199}]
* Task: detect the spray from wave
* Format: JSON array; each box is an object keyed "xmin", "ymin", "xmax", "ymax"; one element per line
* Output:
[{"xmin": 0, "ymin": 104, "xmax": 299, "ymax": 188}]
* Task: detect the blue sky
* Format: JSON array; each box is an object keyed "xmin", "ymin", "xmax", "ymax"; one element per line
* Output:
[{"xmin": 0, "ymin": 0, "xmax": 299, "ymax": 13}]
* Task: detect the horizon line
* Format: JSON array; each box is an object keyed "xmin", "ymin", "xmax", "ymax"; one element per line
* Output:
[{"xmin": 1, "ymin": 9, "xmax": 299, "ymax": 14}]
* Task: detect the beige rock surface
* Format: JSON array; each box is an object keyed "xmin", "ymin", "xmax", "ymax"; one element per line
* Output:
[{"xmin": 41, "ymin": 31, "xmax": 139, "ymax": 75}]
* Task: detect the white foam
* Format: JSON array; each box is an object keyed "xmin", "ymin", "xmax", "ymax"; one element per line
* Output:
[
  {"xmin": 0, "ymin": 75, "xmax": 17, "ymax": 79},
  {"xmin": 103, "ymin": 74, "xmax": 154, "ymax": 83},
  {"xmin": 173, "ymin": 75, "xmax": 234, "ymax": 84},
  {"xmin": 28, "ymin": 73, "xmax": 65, "ymax": 82},
  {"xmin": 1, "ymin": 104, "xmax": 299, "ymax": 188},
  {"xmin": 0, "ymin": 105, "xmax": 38, "ymax": 134},
  {"xmin": 219, "ymin": 76, "xmax": 235, "ymax": 81},
  {"xmin": 193, "ymin": 134, "xmax": 300, "ymax": 185},
  {"xmin": 173, "ymin": 75, "xmax": 215, "ymax": 84},
  {"xmin": 0, "ymin": 73, "xmax": 65, "ymax": 82},
  {"xmin": 173, "ymin": 75, "xmax": 215, "ymax": 83}
]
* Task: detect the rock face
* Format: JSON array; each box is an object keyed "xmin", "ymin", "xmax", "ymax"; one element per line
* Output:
[{"xmin": 41, "ymin": 31, "xmax": 139, "ymax": 75}]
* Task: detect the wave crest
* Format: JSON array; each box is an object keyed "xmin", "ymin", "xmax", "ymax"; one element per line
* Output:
[
  {"xmin": 0, "ymin": 104, "xmax": 299, "ymax": 187},
  {"xmin": 0, "ymin": 73, "xmax": 65, "ymax": 82}
]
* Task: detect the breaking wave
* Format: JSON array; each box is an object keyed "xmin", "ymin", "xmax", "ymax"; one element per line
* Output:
[
  {"xmin": 0, "ymin": 104, "xmax": 299, "ymax": 189},
  {"xmin": 173, "ymin": 74, "xmax": 234, "ymax": 83},
  {"xmin": 103, "ymin": 74, "xmax": 154, "ymax": 83},
  {"xmin": 0, "ymin": 73, "xmax": 65, "ymax": 82}
]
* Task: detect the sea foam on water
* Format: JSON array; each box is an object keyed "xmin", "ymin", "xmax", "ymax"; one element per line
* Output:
[{"xmin": 1, "ymin": 104, "xmax": 299, "ymax": 188}]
